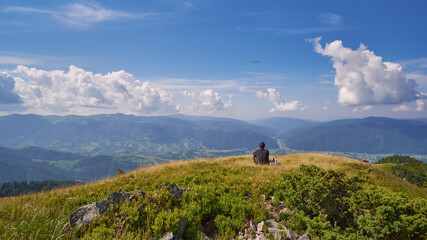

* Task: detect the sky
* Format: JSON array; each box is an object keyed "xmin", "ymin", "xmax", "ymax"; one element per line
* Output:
[{"xmin": 0, "ymin": 0, "xmax": 426, "ymax": 120}]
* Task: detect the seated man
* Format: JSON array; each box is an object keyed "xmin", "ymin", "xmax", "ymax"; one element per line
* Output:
[{"xmin": 253, "ymin": 142, "xmax": 269, "ymax": 165}]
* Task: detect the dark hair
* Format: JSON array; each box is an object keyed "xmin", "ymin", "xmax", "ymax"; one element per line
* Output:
[{"xmin": 259, "ymin": 142, "xmax": 265, "ymax": 149}]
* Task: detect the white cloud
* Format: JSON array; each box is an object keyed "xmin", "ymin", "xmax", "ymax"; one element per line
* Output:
[
  {"xmin": 391, "ymin": 105, "xmax": 411, "ymax": 112},
  {"xmin": 310, "ymin": 37, "xmax": 420, "ymax": 106},
  {"xmin": 322, "ymin": 102, "xmax": 331, "ymax": 110},
  {"xmin": 4, "ymin": 3, "xmax": 148, "ymax": 27},
  {"xmin": 255, "ymin": 88, "xmax": 306, "ymax": 112},
  {"xmin": 0, "ymin": 55, "xmax": 39, "ymax": 65},
  {"xmin": 0, "ymin": 72, "xmax": 22, "ymax": 104},
  {"xmin": 3, "ymin": 65, "xmax": 180, "ymax": 115},
  {"xmin": 183, "ymin": 89, "xmax": 232, "ymax": 113},
  {"xmin": 317, "ymin": 13, "xmax": 342, "ymax": 26},
  {"xmin": 406, "ymin": 73, "xmax": 427, "ymax": 87},
  {"xmin": 416, "ymin": 99, "xmax": 426, "ymax": 112},
  {"xmin": 399, "ymin": 58, "xmax": 427, "ymax": 69},
  {"xmin": 352, "ymin": 105, "xmax": 373, "ymax": 112}
]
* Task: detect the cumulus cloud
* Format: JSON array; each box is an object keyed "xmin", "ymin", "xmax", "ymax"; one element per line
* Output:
[
  {"xmin": 416, "ymin": 99, "xmax": 426, "ymax": 112},
  {"xmin": 3, "ymin": 65, "xmax": 180, "ymax": 114},
  {"xmin": 310, "ymin": 37, "xmax": 421, "ymax": 106},
  {"xmin": 255, "ymin": 88, "xmax": 306, "ymax": 112},
  {"xmin": 0, "ymin": 72, "xmax": 22, "ymax": 104},
  {"xmin": 4, "ymin": 2, "xmax": 147, "ymax": 27},
  {"xmin": 352, "ymin": 105, "xmax": 373, "ymax": 113},
  {"xmin": 391, "ymin": 105, "xmax": 410, "ymax": 112},
  {"xmin": 183, "ymin": 89, "xmax": 232, "ymax": 113}
]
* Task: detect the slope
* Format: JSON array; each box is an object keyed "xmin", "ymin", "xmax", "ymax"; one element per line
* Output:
[{"xmin": 0, "ymin": 153, "xmax": 425, "ymax": 239}]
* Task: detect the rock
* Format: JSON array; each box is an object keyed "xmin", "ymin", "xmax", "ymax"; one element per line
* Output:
[
  {"xmin": 270, "ymin": 211, "xmax": 280, "ymax": 222},
  {"xmin": 280, "ymin": 208, "xmax": 293, "ymax": 215},
  {"xmin": 285, "ymin": 228, "xmax": 298, "ymax": 240},
  {"xmin": 268, "ymin": 227, "xmax": 283, "ymax": 234},
  {"xmin": 277, "ymin": 203, "xmax": 286, "ymax": 210},
  {"xmin": 158, "ymin": 183, "xmax": 189, "ymax": 199},
  {"xmin": 107, "ymin": 191, "xmax": 133, "ymax": 204},
  {"xmin": 257, "ymin": 221, "xmax": 265, "ymax": 232},
  {"xmin": 265, "ymin": 219, "xmax": 279, "ymax": 228},
  {"xmin": 199, "ymin": 232, "xmax": 213, "ymax": 240},
  {"xmin": 177, "ymin": 218, "xmax": 188, "ymax": 237},
  {"xmin": 273, "ymin": 232, "xmax": 284, "ymax": 240},
  {"xmin": 160, "ymin": 231, "xmax": 174, "ymax": 240},
  {"xmin": 255, "ymin": 233, "xmax": 267, "ymax": 240},
  {"xmin": 69, "ymin": 190, "xmax": 145, "ymax": 229},
  {"xmin": 137, "ymin": 204, "xmax": 145, "ymax": 213},
  {"xmin": 168, "ymin": 183, "xmax": 189, "ymax": 199},
  {"xmin": 69, "ymin": 202, "xmax": 101, "ymax": 228},
  {"xmin": 298, "ymin": 232, "xmax": 310, "ymax": 240}
]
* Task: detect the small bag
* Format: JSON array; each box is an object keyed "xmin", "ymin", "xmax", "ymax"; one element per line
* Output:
[{"xmin": 269, "ymin": 158, "xmax": 280, "ymax": 165}]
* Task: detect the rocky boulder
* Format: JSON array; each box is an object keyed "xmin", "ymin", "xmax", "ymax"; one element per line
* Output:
[
  {"xmin": 69, "ymin": 190, "xmax": 144, "ymax": 228},
  {"xmin": 158, "ymin": 183, "xmax": 190, "ymax": 199}
]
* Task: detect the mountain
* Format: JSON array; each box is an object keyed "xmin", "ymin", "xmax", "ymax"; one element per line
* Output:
[
  {"xmin": 249, "ymin": 117, "xmax": 320, "ymax": 134},
  {"xmin": 1, "ymin": 154, "xmax": 425, "ymax": 239},
  {"xmin": 0, "ymin": 146, "xmax": 170, "ymax": 183},
  {"xmin": 0, "ymin": 147, "xmax": 74, "ymax": 183},
  {"xmin": 281, "ymin": 117, "xmax": 427, "ymax": 154},
  {"xmin": 0, "ymin": 114, "xmax": 278, "ymax": 154}
]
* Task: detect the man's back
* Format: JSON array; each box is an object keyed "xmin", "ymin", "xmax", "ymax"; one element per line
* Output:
[{"xmin": 253, "ymin": 148, "xmax": 269, "ymax": 165}]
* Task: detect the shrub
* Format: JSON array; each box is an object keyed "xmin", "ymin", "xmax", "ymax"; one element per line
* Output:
[{"xmin": 275, "ymin": 165, "xmax": 427, "ymax": 239}]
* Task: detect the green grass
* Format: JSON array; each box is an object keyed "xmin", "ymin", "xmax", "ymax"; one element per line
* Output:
[{"xmin": 1, "ymin": 153, "xmax": 426, "ymax": 239}]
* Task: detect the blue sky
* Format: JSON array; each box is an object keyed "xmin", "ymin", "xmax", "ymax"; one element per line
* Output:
[{"xmin": 0, "ymin": 0, "xmax": 426, "ymax": 120}]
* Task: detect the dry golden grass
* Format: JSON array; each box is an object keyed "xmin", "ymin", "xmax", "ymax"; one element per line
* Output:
[{"xmin": 0, "ymin": 153, "xmax": 426, "ymax": 239}]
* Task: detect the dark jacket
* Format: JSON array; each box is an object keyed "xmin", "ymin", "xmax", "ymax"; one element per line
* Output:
[{"xmin": 253, "ymin": 148, "xmax": 269, "ymax": 165}]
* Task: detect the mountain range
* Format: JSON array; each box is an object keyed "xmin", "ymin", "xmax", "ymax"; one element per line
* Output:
[
  {"xmin": 1, "ymin": 114, "xmax": 427, "ymax": 155},
  {"xmin": 281, "ymin": 117, "xmax": 427, "ymax": 154},
  {"xmin": 0, "ymin": 114, "xmax": 426, "ymax": 183}
]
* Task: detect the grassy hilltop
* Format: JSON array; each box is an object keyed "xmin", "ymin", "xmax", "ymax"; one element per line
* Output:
[{"xmin": 0, "ymin": 153, "xmax": 426, "ymax": 239}]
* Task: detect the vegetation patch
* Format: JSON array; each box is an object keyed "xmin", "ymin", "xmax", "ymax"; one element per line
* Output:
[
  {"xmin": 377, "ymin": 154, "xmax": 427, "ymax": 188},
  {"xmin": 0, "ymin": 154, "xmax": 426, "ymax": 239}
]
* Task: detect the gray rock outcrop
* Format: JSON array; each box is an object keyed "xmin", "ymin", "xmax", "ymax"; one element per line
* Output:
[
  {"xmin": 158, "ymin": 183, "xmax": 190, "ymax": 199},
  {"xmin": 69, "ymin": 190, "xmax": 144, "ymax": 228}
]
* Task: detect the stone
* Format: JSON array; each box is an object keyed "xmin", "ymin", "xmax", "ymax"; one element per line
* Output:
[
  {"xmin": 298, "ymin": 232, "xmax": 310, "ymax": 240},
  {"xmin": 285, "ymin": 228, "xmax": 298, "ymax": 240},
  {"xmin": 69, "ymin": 190, "xmax": 145, "ymax": 229},
  {"xmin": 158, "ymin": 183, "xmax": 189, "ymax": 199},
  {"xmin": 69, "ymin": 202, "xmax": 101, "ymax": 228},
  {"xmin": 137, "ymin": 205, "xmax": 145, "ymax": 213},
  {"xmin": 168, "ymin": 183, "xmax": 189, "ymax": 199},
  {"xmin": 160, "ymin": 231, "xmax": 174, "ymax": 240},
  {"xmin": 280, "ymin": 208, "xmax": 293, "ymax": 215},
  {"xmin": 273, "ymin": 232, "xmax": 284, "ymax": 240},
  {"xmin": 265, "ymin": 219, "xmax": 279, "ymax": 228},
  {"xmin": 257, "ymin": 221, "xmax": 265, "ymax": 232},
  {"xmin": 268, "ymin": 227, "xmax": 283, "ymax": 234},
  {"xmin": 107, "ymin": 192, "xmax": 133, "ymax": 204},
  {"xmin": 255, "ymin": 233, "xmax": 267, "ymax": 240},
  {"xmin": 177, "ymin": 218, "xmax": 188, "ymax": 237},
  {"xmin": 199, "ymin": 232, "xmax": 213, "ymax": 240}
]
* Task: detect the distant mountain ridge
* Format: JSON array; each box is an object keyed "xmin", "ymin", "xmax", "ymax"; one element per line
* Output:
[
  {"xmin": 249, "ymin": 117, "xmax": 320, "ymax": 134},
  {"xmin": 0, "ymin": 114, "xmax": 279, "ymax": 154},
  {"xmin": 281, "ymin": 117, "xmax": 427, "ymax": 154}
]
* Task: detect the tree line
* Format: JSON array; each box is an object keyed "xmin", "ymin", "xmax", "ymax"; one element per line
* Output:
[{"xmin": 0, "ymin": 180, "xmax": 81, "ymax": 197}]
